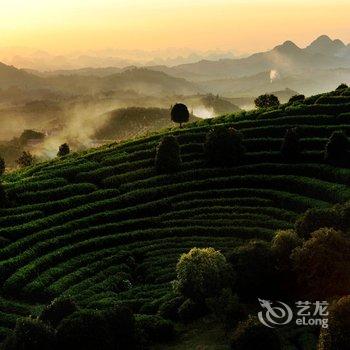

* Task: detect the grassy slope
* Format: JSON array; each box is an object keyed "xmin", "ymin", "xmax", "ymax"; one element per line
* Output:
[{"xmin": 0, "ymin": 88, "xmax": 350, "ymax": 342}]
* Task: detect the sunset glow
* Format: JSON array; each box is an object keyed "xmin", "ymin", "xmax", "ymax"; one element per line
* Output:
[{"xmin": 0, "ymin": 0, "xmax": 349, "ymax": 54}]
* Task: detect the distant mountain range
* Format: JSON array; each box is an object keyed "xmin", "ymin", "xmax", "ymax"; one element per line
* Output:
[{"xmin": 0, "ymin": 35, "xmax": 349, "ymax": 98}]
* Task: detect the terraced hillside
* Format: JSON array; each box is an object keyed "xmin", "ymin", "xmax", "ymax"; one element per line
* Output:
[{"xmin": 1, "ymin": 88, "xmax": 350, "ymax": 343}]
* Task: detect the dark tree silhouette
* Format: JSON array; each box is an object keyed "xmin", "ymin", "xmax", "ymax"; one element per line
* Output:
[
  {"xmin": 281, "ymin": 127, "xmax": 303, "ymax": 161},
  {"xmin": 204, "ymin": 127, "xmax": 245, "ymax": 167},
  {"xmin": 155, "ymin": 136, "xmax": 181, "ymax": 174},
  {"xmin": 288, "ymin": 94, "xmax": 305, "ymax": 104},
  {"xmin": 0, "ymin": 157, "xmax": 5, "ymax": 175},
  {"xmin": 171, "ymin": 103, "xmax": 189, "ymax": 128},
  {"xmin": 58, "ymin": 143, "xmax": 70, "ymax": 157},
  {"xmin": 324, "ymin": 131, "xmax": 349, "ymax": 166},
  {"xmin": 254, "ymin": 94, "xmax": 280, "ymax": 108},
  {"xmin": 16, "ymin": 151, "xmax": 34, "ymax": 168},
  {"xmin": 336, "ymin": 83, "xmax": 348, "ymax": 91}
]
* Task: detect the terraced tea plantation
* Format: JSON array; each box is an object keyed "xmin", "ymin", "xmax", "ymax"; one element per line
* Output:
[{"xmin": 1, "ymin": 88, "xmax": 350, "ymax": 342}]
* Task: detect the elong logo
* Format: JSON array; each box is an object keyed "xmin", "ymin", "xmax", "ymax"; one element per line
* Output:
[{"xmin": 258, "ymin": 299, "xmax": 329, "ymax": 329}]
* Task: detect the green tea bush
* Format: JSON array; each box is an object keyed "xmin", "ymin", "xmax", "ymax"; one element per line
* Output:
[
  {"xmin": 2, "ymin": 317, "xmax": 55, "ymax": 350},
  {"xmin": 39, "ymin": 297, "xmax": 78, "ymax": 328}
]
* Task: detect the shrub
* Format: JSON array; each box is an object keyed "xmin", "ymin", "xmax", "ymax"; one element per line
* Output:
[
  {"xmin": 155, "ymin": 136, "xmax": 181, "ymax": 174},
  {"xmin": 336, "ymin": 83, "xmax": 348, "ymax": 91},
  {"xmin": 135, "ymin": 315, "xmax": 174, "ymax": 343},
  {"xmin": 39, "ymin": 297, "xmax": 78, "ymax": 328},
  {"xmin": 295, "ymin": 208, "xmax": 342, "ymax": 239},
  {"xmin": 57, "ymin": 143, "xmax": 70, "ymax": 157},
  {"xmin": 56, "ymin": 310, "xmax": 113, "ymax": 350},
  {"xmin": 228, "ymin": 240, "xmax": 277, "ymax": 301},
  {"xmin": 206, "ymin": 288, "xmax": 246, "ymax": 328},
  {"xmin": 2, "ymin": 317, "xmax": 55, "ymax": 350},
  {"xmin": 254, "ymin": 94, "xmax": 280, "ymax": 108},
  {"xmin": 204, "ymin": 126, "xmax": 245, "ymax": 167},
  {"xmin": 291, "ymin": 228, "xmax": 350, "ymax": 299},
  {"xmin": 0, "ymin": 156, "xmax": 5, "ymax": 175},
  {"xmin": 171, "ymin": 103, "xmax": 189, "ymax": 128},
  {"xmin": 318, "ymin": 296, "xmax": 350, "ymax": 350},
  {"xmin": 103, "ymin": 305, "xmax": 137, "ymax": 350},
  {"xmin": 175, "ymin": 247, "xmax": 233, "ymax": 302},
  {"xmin": 271, "ymin": 229, "xmax": 303, "ymax": 271},
  {"xmin": 16, "ymin": 151, "xmax": 35, "ymax": 168},
  {"xmin": 324, "ymin": 131, "xmax": 349, "ymax": 166},
  {"xmin": 230, "ymin": 316, "xmax": 281, "ymax": 350},
  {"xmin": 289, "ymin": 94, "xmax": 305, "ymax": 104},
  {"xmin": 280, "ymin": 127, "xmax": 303, "ymax": 161},
  {"xmin": 158, "ymin": 296, "xmax": 185, "ymax": 321},
  {"xmin": 178, "ymin": 298, "xmax": 207, "ymax": 323}
]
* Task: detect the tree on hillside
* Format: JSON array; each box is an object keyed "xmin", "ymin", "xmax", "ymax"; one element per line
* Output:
[
  {"xmin": 155, "ymin": 136, "xmax": 181, "ymax": 174},
  {"xmin": 318, "ymin": 296, "xmax": 350, "ymax": 350},
  {"xmin": 204, "ymin": 126, "xmax": 245, "ymax": 167},
  {"xmin": 280, "ymin": 127, "xmax": 303, "ymax": 161},
  {"xmin": 57, "ymin": 143, "xmax": 70, "ymax": 157},
  {"xmin": 324, "ymin": 131, "xmax": 349, "ymax": 166},
  {"xmin": 288, "ymin": 94, "xmax": 305, "ymax": 104},
  {"xmin": 0, "ymin": 156, "xmax": 5, "ymax": 175},
  {"xmin": 16, "ymin": 151, "xmax": 34, "ymax": 168},
  {"xmin": 291, "ymin": 228, "xmax": 350, "ymax": 299},
  {"xmin": 336, "ymin": 83, "xmax": 348, "ymax": 91},
  {"xmin": 254, "ymin": 94, "xmax": 280, "ymax": 108},
  {"xmin": 175, "ymin": 247, "xmax": 232, "ymax": 302},
  {"xmin": 171, "ymin": 103, "xmax": 189, "ymax": 128}
]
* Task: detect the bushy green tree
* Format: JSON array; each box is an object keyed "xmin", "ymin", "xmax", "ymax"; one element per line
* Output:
[
  {"xmin": 280, "ymin": 127, "xmax": 303, "ymax": 161},
  {"xmin": 175, "ymin": 247, "xmax": 232, "ymax": 302},
  {"xmin": 57, "ymin": 143, "xmax": 70, "ymax": 157},
  {"xmin": 56, "ymin": 310, "xmax": 113, "ymax": 350},
  {"xmin": 229, "ymin": 240, "xmax": 277, "ymax": 300},
  {"xmin": 231, "ymin": 316, "xmax": 281, "ymax": 350},
  {"xmin": 254, "ymin": 94, "xmax": 280, "ymax": 108},
  {"xmin": 171, "ymin": 103, "xmax": 189, "ymax": 128},
  {"xmin": 16, "ymin": 151, "xmax": 34, "ymax": 168},
  {"xmin": 39, "ymin": 297, "xmax": 78, "ymax": 328},
  {"xmin": 204, "ymin": 126, "xmax": 245, "ymax": 167},
  {"xmin": 318, "ymin": 296, "xmax": 350, "ymax": 350},
  {"xmin": 2, "ymin": 317, "xmax": 55, "ymax": 350},
  {"xmin": 324, "ymin": 131, "xmax": 349, "ymax": 166},
  {"xmin": 295, "ymin": 207, "xmax": 343, "ymax": 239},
  {"xmin": 291, "ymin": 228, "xmax": 350, "ymax": 299},
  {"xmin": 155, "ymin": 136, "xmax": 181, "ymax": 174}
]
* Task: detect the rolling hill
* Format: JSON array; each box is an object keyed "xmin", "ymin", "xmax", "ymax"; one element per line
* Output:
[{"xmin": 1, "ymin": 86, "xmax": 350, "ymax": 346}]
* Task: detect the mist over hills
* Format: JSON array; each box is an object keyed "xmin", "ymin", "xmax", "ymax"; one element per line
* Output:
[{"xmin": 0, "ymin": 35, "xmax": 349, "ymax": 99}]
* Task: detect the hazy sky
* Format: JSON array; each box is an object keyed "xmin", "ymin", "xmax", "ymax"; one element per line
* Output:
[{"xmin": 1, "ymin": 0, "xmax": 349, "ymax": 54}]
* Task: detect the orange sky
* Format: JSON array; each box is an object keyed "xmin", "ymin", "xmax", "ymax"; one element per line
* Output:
[{"xmin": 0, "ymin": 0, "xmax": 349, "ymax": 54}]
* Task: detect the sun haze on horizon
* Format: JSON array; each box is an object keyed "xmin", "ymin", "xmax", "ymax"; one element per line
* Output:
[{"xmin": 0, "ymin": 0, "xmax": 349, "ymax": 55}]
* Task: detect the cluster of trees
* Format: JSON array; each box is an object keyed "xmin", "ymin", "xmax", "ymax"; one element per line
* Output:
[
  {"xmin": 167, "ymin": 198, "xmax": 350, "ymax": 349},
  {"xmin": 2, "ymin": 296, "xmax": 174, "ymax": 350},
  {"xmin": 280, "ymin": 127, "xmax": 350, "ymax": 165},
  {"xmin": 155, "ymin": 124, "xmax": 246, "ymax": 174}
]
